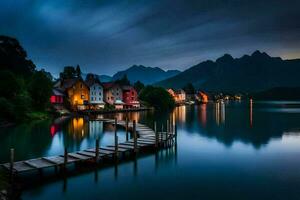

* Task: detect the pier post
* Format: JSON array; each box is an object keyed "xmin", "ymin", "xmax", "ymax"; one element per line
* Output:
[
  {"xmin": 167, "ymin": 120, "xmax": 169, "ymax": 146},
  {"xmin": 64, "ymin": 147, "xmax": 68, "ymax": 169},
  {"xmin": 126, "ymin": 117, "xmax": 129, "ymax": 141},
  {"xmin": 10, "ymin": 148, "xmax": 14, "ymax": 178},
  {"xmin": 175, "ymin": 123, "xmax": 177, "ymax": 145},
  {"xmin": 154, "ymin": 121, "xmax": 158, "ymax": 148},
  {"xmin": 133, "ymin": 120, "xmax": 137, "ymax": 153},
  {"xmin": 161, "ymin": 124, "xmax": 164, "ymax": 145},
  {"xmin": 114, "ymin": 118, "xmax": 118, "ymax": 159},
  {"xmin": 95, "ymin": 138, "xmax": 99, "ymax": 162}
]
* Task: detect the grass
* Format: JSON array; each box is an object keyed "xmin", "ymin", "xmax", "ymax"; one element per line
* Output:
[{"xmin": 26, "ymin": 111, "xmax": 50, "ymax": 120}]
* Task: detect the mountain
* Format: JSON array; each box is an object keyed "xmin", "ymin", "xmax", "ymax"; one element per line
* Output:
[
  {"xmin": 156, "ymin": 51, "xmax": 300, "ymax": 92},
  {"xmin": 112, "ymin": 65, "xmax": 180, "ymax": 84},
  {"xmin": 82, "ymin": 73, "xmax": 112, "ymax": 82}
]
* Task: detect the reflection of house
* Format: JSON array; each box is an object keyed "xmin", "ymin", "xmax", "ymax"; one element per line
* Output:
[
  {"xmin": 89, "ymin": 121, "xmax": 103, "ymax": 139},
  {"xmin": 122, "ymin": 86, "xmax": 140, "ymax": 108},
  {"xmin": 85, "ymin": 74, "xmax": 105, "ymax": 109},
  {"xmin": 50, "ymin": 88, "xmax": 64, "ymax": 104},
  {"xmin": 167, "ymin": 88, "xmax": 186, "ymax": 104},
  {"xmin": 59, "ymin": 78, "xmax": 90, "ymax": 110},
  {"xmin": 103, "ymin": 82, "xmax": 124, "ymax": 109}
]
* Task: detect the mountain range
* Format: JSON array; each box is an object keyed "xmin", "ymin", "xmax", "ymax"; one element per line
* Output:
[
  {"xmin": 156, "ymin": 51, "xmax": 300, "ymax": 92},
  {"xmin": 111, "ymin": 65, "xmax": 180, "ymax": 84},
  {"xmin": 84, "ymin": 65, "xmax": 181, "ymax": 84}
]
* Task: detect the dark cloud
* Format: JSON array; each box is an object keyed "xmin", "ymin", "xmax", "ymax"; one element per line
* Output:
[{"xmin": 1, "ymin": 0, "xmax": 300, "ymax": 76}]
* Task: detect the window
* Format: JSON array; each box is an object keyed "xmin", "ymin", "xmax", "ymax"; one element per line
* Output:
[
  {"xmin": 99, "ymin": 92, "xmax": 101, "ymax": 96},
  {"xmin": 99, "ymin": 98, "xmax": 101, "ymax": 101},
  {"xmin": 80, "ymin": 84, "xmax": 83, "ymax": 88},
  {"xmin": 81, "ymin": 95, "xmax": 85, "ymax": 99}
]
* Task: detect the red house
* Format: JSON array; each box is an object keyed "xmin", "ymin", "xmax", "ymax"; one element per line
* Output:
[
  {"xmin": 50, "ymin": 89, "xmax": 64, "ymax": 104},
  {"xmin": 122, "ymin": 86, "xmax": 140, "ymax": 108}
]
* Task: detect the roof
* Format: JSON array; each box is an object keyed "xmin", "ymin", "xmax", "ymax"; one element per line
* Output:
[
  {"xmin": 102, "ymin": 82, "xmax": 121, "ymax": 90},
  {"xmin": 122, "ymin": 85, "xmax": 135, "ymax": 91},
  {"xmin": 174, "ymin": 89, "xmax": 185, "ymax": 94},
  {"xmin": 115, "ymin": 100, "xmax": 125, "ymax": 104},
  {"xmin": 52, "ymin": 88, "xmax": 65, "ymax": 96},
  {"xmin": 56, "ymin": 78, "xmax": 88, "ymax": 91},
  {"xmin": 85, "ymin": 74, "xmax": 101, "ymax": 87}
]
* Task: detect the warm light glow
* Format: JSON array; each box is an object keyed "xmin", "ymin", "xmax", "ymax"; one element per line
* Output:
[{"xmin": 199, "ymin": 92, "xmax": 208, "ymax": 103}]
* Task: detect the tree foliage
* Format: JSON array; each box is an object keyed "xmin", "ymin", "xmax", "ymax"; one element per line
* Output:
[
  {"xmin": 115, "ymin": 75, "xmax": 130, "ymax": 86},
  {"xmin": 183, "ymin": 83, "xmax": 195, "ymax": 94},
  {"xmin": 28, "ymin": 70, "xmax": 53, "ymax": 109},
  {"xmin": 60, "ymin": 65, "xmax": 82, "ymax": 80},
  {"xmin": 133, "ymin": 80, "xmax": 145, "ymax": 93},
  {"xmin": 139, "ymin": 86, "xmax": 175, "ymax": 110}
]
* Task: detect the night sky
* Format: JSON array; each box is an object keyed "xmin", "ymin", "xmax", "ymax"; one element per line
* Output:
[{"xmin": 1, "ymin": 0, "xmax": 300, "ymax": 77}]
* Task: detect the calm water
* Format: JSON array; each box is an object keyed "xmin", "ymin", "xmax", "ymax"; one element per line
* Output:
[{"xmin": 1, "ymin": 101, "xmax": 300, "ymax": 199}]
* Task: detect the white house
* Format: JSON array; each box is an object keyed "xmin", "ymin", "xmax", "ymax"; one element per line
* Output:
[{"xmin": 85, "ymin": 74, "xmax": 105, "ymax": 109}]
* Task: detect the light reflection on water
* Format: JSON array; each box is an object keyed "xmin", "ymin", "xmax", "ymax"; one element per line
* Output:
[{"xmin": 1, "ymin": 101, "xmax": 300, "ymax": 199}]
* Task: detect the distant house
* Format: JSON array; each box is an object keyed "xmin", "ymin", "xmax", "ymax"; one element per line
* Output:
[
  {"xmin": 85, "ymin": 74, "xmax": 105, "ymax": 109},
  {"xmin": 167, "ymin": 88, "xmax": 186, "ymax": 104},
  {"xmin": 122, "ymin": 86, "xmax": 140, "ymax": 108},
  {"xmin": 195, "ymin": 91, "xmax": 208, "ymax": 103},
  {"xmin": 50, "ymin": 88, "xmax": 64, "ymax": 104},
  {"xmin": 103, "ymin": 82, "xmax": 124, "ymax": 109},
  {"xmin": 57, "ymin": 78, "xmax": 90, "ymax": 110}
]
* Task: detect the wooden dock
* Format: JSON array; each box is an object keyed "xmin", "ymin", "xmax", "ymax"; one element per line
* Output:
[{"xmin": 0, "ymin": 119, "xmax": 177, "ymax": 176}]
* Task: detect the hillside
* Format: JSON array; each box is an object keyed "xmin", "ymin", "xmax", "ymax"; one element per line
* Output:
[
  {"xmin": 156, "ymin": 51, "xmax": 300, "ymax": 92},
  {"xmin": 112, "ymin": 65, "xmax": 180, "ymax": 84}
]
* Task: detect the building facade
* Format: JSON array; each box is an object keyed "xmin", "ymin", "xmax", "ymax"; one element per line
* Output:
[
  {"xmin": 103, "ymin": 83, "xmax": 124, "ymax": 109},
  {"xmin": 61, "ymin": 78, "xmax": 89, "ymax": 110},
  {"xmin": 122, "ymin": 86, "xmax": 140, "ymax": 108},
  {"xmin": 85, "ymin": 74, "xmax": 105, "ymax": 109}
]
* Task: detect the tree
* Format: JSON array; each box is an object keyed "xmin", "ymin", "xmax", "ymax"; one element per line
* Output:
[
  {"xmin": 59, "ymin": 66, "xmax": 77, "ymax": 79},
  {"xmin": 0, "ymin": 70, "xmax": 21, "ymax": 99},
  {"xmin": 134, "ymin": 80, "xmax": 145, "ymax": 93},
  {"xmin": 183, "ymin": 83, "xmax": 195, "ymax": 94},
  {"xmin": 76, "ymin": 65, "xmax": 82, "ymax": 78},
  {"xmin": 115, "ymin": 75, "xmax": 130, "ymax": 86},
  {"xmin": 0, "ymin": 36, "xmax": 36, "ymax": 76},
  {"xmin": 139, "ymin": 86, "xmax": 175, "ymax": 110},
  {"xmin": 28, "ymin": 69, "xmax": 53, "ymax": 109}
]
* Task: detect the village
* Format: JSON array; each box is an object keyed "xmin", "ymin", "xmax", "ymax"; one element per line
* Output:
[{"xmin": 50, "ymin": 68, "xmax": 243, "ymax": 115}]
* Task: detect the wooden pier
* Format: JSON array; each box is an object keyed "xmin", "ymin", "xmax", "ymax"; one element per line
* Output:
[{"xmin": 0, "ymin": 119, "xmax": 177, "ymax": 176}]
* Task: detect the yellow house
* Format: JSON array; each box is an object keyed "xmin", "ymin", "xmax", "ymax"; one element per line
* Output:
[{"xmin": 60, "ymin": 78, "xmax": 90, "ymax": 110}]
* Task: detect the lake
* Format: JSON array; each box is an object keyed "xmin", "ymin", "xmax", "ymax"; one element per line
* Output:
[{"xmin": 1, "ymin": 101, "xmax": 300, "ymax": 199}]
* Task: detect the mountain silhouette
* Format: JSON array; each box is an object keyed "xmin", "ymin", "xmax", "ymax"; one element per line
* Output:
[
  {"xmin": 112, "ymin": 65, "xmax": 180, "ymax": 84},
  {"xmin": 156, "ymin": 50, "xmax": 300, "ymax": 92}
]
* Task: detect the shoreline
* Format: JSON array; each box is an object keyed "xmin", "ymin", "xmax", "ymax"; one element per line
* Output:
[{"xmin": 75, "ymin": 107, "xmax": 153, "ymax": 115}]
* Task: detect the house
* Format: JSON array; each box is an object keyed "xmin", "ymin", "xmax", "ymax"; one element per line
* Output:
[
  {"xmin": 103, "ymin": 82, "xmax": 124, "ymax": 109},
  {"xmin": 58, "ymin": 78, "xmax": 90, "ymax": 110},
  {"xmin": 50, "ymin": 88, "xmax": 64, "ymax": 104},
  {"xmin": 167, "ymin": 88, "xmax": 186, "ymax": 104},
  {"xmin": 122, "ymin": 85, "xmax": 140, "ymax": 109},
  {"xmin": 85, "ymin": 74, "xmax": 105, "ymax": 109},
  {"xmin": 195, "ymin": 91, "xmax": 208, "ymax": 103}
]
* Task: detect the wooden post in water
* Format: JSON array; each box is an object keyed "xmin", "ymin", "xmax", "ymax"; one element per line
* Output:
[
  {"xmin": 95, "ymin": 138, "xmax": 99, "ymax": 162},
  {"xmin": 126, "ymin": 117, "xmax": 129, "ymax": 141},
  {"xmin": 167, "ymin": 120, "xmax": 169, "ymax": 146},
  {"xmin": 114, "ymin": 118, "xmax": 118, "ymax": 159},
  {"xmin": 10, "ymin": 148, "xmax": 14, "ymax": 178},
  {"xmin": 154, "ymin": 121, "xmax": 158, "ymax": 148},
  {"xmin": 175, "ymin": 123, "xmax": 177, "ymax": 145},
  {"xmin": 161, "ymin": 123, "xmax": 164, "ymax": 145},
  {"xmin": 64, "ymin": 147, "xmax": 68, "ymax": 169},
  {"xmin": 133, "ymin": 120, "xmax": 137, "ymax": 153}
]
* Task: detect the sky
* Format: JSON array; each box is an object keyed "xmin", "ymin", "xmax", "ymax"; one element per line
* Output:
[{"xmin": 1, "ymin": 0, "xmax": 300, "ymax": 77}]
